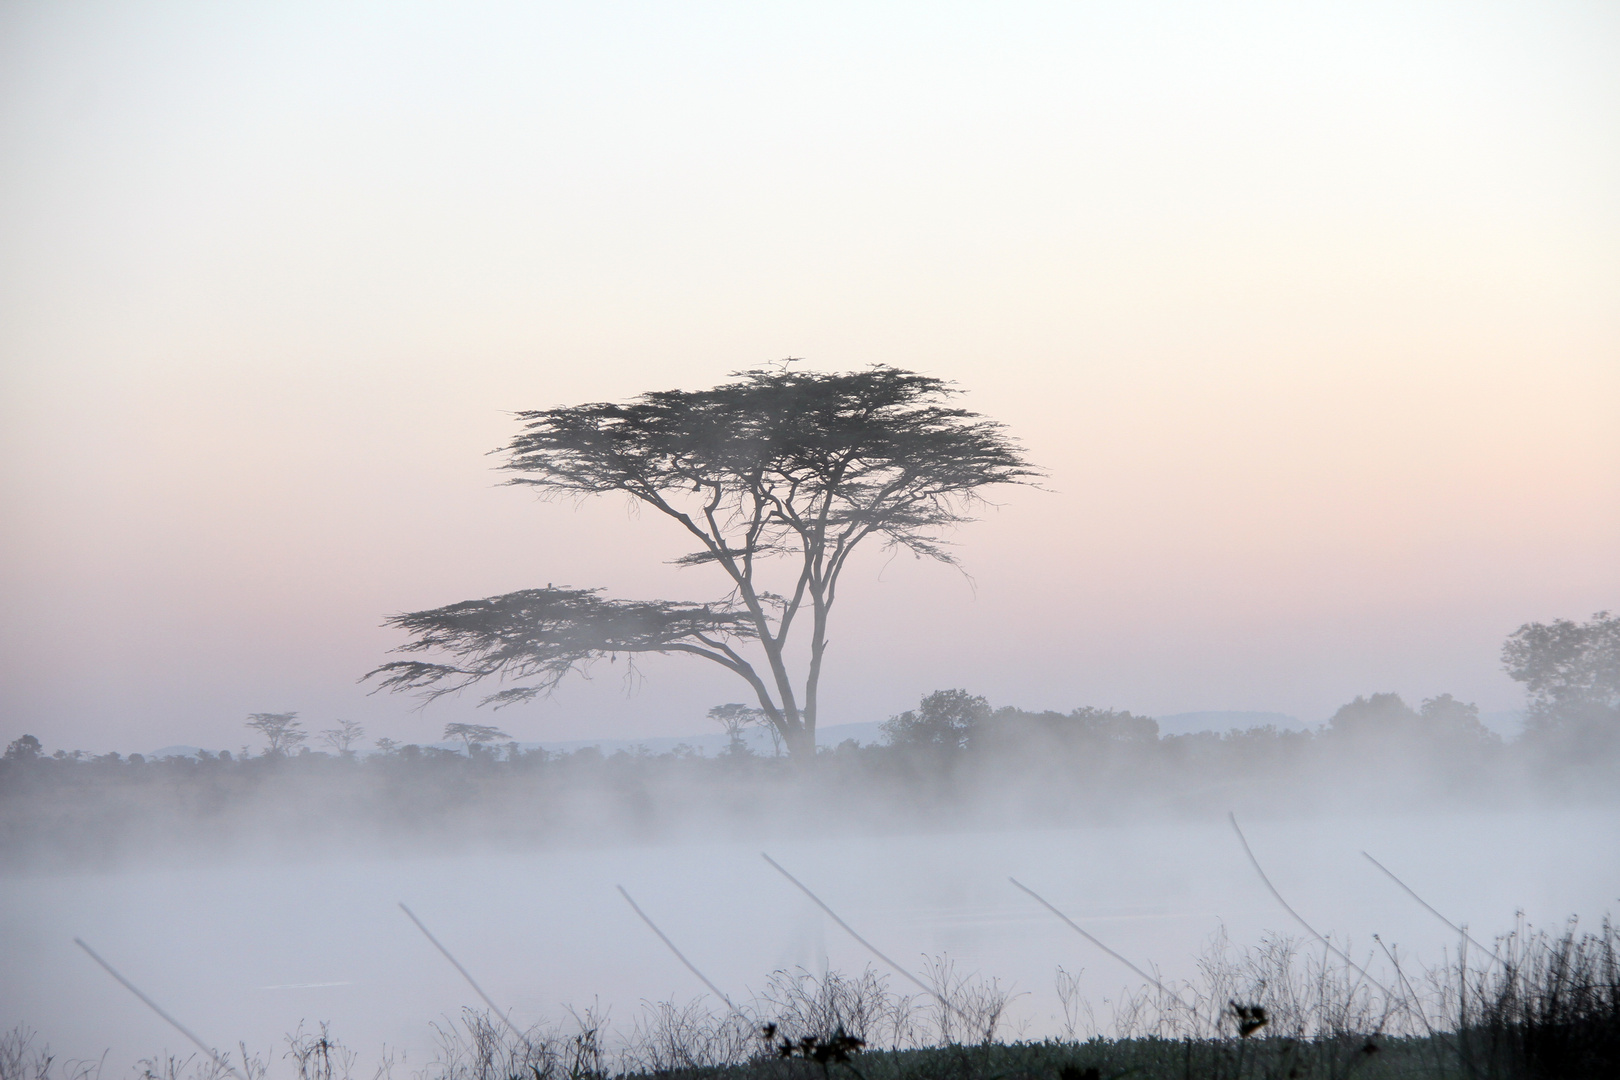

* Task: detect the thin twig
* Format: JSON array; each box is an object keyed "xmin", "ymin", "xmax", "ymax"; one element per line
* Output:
[
  {"xmin": 760, "ymin": 852, "xmax": 970, "ymax": 1021},
  {"xmin": 1373, "ymin": 933, "xmax": 1438, "ymax": 1037},
  {"xmin": 1007, "ymin": 877, "xmax": 1188, "ymax": 1008},
  {"xmin": 74, "ymin": 938, "xmax": 244, "ymax": 1080},
  {"xmin": 1361, "ymin": 851, "xmax": 1497, "ymax": 964},
  {"xmin": 398, "ymin": 902, "xmax": 525, "ymax": 1040},
  {"xmin": 1227, "ymin": 813, "xmax": 1396, "ymax": 999},
  {"xmin": 616, "ymin": 885, "xmax": 749, "ymax": 1023}
]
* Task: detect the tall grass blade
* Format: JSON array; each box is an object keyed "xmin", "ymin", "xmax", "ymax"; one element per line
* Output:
[
  {"xmin": 1007, "ymin": 877, "xmax": 1186, "ymax": 1006},
  {"xmin": 1227, "ymin": 813, "xmax": 1395, "ymax": 999},
  {"xmin": 616, "ymin": 885, "xmax": 747, "ymax": 1022},
  {"xmin": 1361, "ymin": 850, "xmax": 1497, "ymax": 963},
  {"xmin": 397, "ymin": 902, "xmax": 525, "ymax": 1040},
  {"xmin": 760, "ymin": 851, "xmax": 970, "ymax": 1021},
  {"xmin": 73, "ymin": 938, "xmax": 244, "ymax": 1080}
]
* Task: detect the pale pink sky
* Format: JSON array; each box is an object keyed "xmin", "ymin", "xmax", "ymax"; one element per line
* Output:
[{"xmin": 2, "ymin": 2, "xmax": 1617, "ymax": 752}]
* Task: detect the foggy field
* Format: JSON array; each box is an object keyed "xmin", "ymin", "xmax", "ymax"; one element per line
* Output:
[
  {"xmin": 5, "ymin": 804, "xmax": 1617, "ymax": 1076},
  {"xmin": 5, "ymin": 650, "xmax": 1617, "ymax": 1079},
  {"xmin": 5, "ymin": 699, "xmax": 1617, "ymax": 1075}
]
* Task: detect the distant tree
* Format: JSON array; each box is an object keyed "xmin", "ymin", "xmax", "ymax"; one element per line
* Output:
[
  {"xmin": 245, "ymin": 712, "xmax": 305, "ymax": 755},
  {"xmin": 708, "ymin": 702, "xmax": 767, "ymax": 757},
  {"xmin": 1418, "ymin": 694, "xmax": 1495, "ymax": 741},
  {"xmin": 1326, "ymin": 693, "xmax": 1419, "ymax": 740},
  {"xmin": 882, "ymin": 689, "xmax": 991, "ymax": 751},
  {"xmin": 320, "ymin": 719, "xmax": 366, "ymax": 756},
  {"xmin": 443, "ymin": 722, "xmax": 510, "ymax": 755},
  {"xmin": 1325, "ymin": 691, "xmax": 1496, "ymax": 745},
  {"xmin": 372, "ymin": 736, "xmax": 400, "ymax": 755},
  {"xmin": 4, "ymin": 734, "xmax": 42, "ymax": 761},
  {"xmin": 1063, "ymin": 706, "xmax": 1160, "ymax": 743},
  {"xmin": 1502, "ymin": 611, "xmax": 1620, "ymax": 737},
  {"xmin": 367, "ymin": 365, "xmax": 1038, "ymax": 758},
  {"xmin": 975, "ymin": 704, "xmax": 1158, "ymax": 752}
]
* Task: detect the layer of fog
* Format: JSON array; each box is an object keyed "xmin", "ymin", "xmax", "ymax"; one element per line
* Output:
[{"xmin": 5, "ymin": 804, "xmax": 1617, "ymax": 1077}]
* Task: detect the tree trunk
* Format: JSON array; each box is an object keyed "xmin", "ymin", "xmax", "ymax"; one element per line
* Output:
[{"xmin": 785, "ymin": 722, "xmax": 816, "ymax": 760}]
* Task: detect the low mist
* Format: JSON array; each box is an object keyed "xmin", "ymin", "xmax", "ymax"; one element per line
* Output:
[
  {"xmin": 4, "ymin": 676, "xmax": 1617, "ymax": 1078},
  {"xmin": 2, "ymin": 687, "xmax": 1616, "ymax": 872}
]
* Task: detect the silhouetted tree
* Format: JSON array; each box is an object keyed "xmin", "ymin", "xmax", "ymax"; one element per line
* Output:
[
  {"xmin": 320, "ymin": 719, "xmax": 366, "ymax": 756},
  {"xmin": 973, "ymin": 704, "xmax": 1158, "ymax": 756},
  {"xmin": 1326, "ymin": 693, "xmax": 1419, "ymax": 741},
  {"xmin": 1061, "ymin": 705, "xmax": 1160, "ymax": 742},
  {"xmin": 708, "ymin": 702, "xmax": 767, "ymax": 757},
  {"xmin": 1419, "ymin": 693, "xmax": 1496, "ymax": 741},
  {"xmin": 245, "ymin": 712, "xmax": 305, "ymax": 755},
  {"xmin": 443, "ymin": 722, "xmax": 511, "ymax": 754},
  {"xmin": 4, "ymin": 734, "xmax": 42, "ymax": 761},
  {"xmin": 1502, "ymin": 611, "xmax": 1620, "ymax": 739},
  {"xmin": 368, "ymin": 365, "xmax": 1037, "ymax": 757},
  {"xmin": 882, "ymin": 689, "xmax": 990, "ymax": 751}
]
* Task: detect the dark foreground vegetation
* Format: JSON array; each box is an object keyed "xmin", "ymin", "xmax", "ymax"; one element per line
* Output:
[{"xmin": 6, "ymin": 916, "xmax": 1615, "ymax": 1080}]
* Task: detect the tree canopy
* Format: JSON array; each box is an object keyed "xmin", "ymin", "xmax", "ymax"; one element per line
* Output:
[
  {"xmin": 1502, "ymin": 611, "xmax": 1620, "ymax": 737},
  {"xmin": 443, "ymin": 722, "xmax": 512, "ymax": 753},
  {"xmin": 881, "ymin": 689, "xmax": 991, "ymax": 752},
  {"xmin": 368, "ymin": 365, "xmax": 1038, "ymax": 756},
  {"xmin": 245, "ymin": 711, "xmax": 305, "ymax": 755}
]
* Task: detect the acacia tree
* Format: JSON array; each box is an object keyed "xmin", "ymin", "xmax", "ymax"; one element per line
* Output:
[
  {"xmin": 245, "ymin": 711, "xmax": 305, "ymax": 755},
  {"xmin": 367, "ymin": 365, "xmax": 1037, "ymax": 758},
  {"xmin": 320, "ymin": 718, "xmax": 366, "ymax": 756},
  {"xmin": 443, "ymin": 722, "xmax": 511, "ymax": 755}
]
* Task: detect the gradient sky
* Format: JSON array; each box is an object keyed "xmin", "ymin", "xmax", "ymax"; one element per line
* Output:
[{"xmin": 2, "ymin": 1, "xmax": 1617, "ymax": 753}]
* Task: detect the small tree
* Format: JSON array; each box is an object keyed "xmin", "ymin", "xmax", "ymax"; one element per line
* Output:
[
  {"xmin": 1419, "ymin": 693, "xmax": 1495, "ymax": 740},
  {"xmin": 367, "ymin": 365, "xmax": 1037, "ymax": 758},
  {"xmin": 881, "ymin": 689, "xmax": 990, "ymax": 751},
  {"xmin": 4, "ymin": 734, "xmax": 42, "ymax": 761},
  {"xmin": 708, "ymin": 702, "xmax": 767, "ymax": 757},
  {"xmin": 245, "ymin": 712, "xmax": 306, "ymax": 755},
  {"xmin": 1502, "ymin": 611, "xmax": 1620, "ymax": 737},
  {"xmin": 1325, "ymin": 693, "xmax": 1419, "ymax": 741},
  {"xmin": 320, "ymin": 719, "xmax": 366, "ymax": 756},
  {"xmin": 443, "ymin": 722, "xmax": 510, "ymax": 755}
]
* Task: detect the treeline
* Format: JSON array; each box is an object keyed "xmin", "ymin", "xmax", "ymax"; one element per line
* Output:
[
  {"xmin": 4, "ymin": 680, "xmax": 1607, "ymax": 782},
  {"xmin": 6, "ymin": 607, "xmax": 1614, "ymax": 778},
  {"xmin": 2, "ymin": 684, "xmax": 1615, "ymax": 872},
  {"xmin": 2, "ymin": 609, "xmax": 1614, "ymax": 867}
]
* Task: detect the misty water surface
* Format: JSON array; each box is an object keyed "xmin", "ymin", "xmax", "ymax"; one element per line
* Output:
[{"xmin": 4, "ymin": 806, "xmax": 1617, "ymax": 1074}]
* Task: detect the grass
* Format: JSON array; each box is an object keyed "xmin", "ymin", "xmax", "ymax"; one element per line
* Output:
[{"xmin": 7, "ymin": 916, "xmax": 1615, "ymax": 1080}]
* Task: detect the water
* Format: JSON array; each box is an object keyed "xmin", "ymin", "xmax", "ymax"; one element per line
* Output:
[{"xmin": 4, "ymin": 806, "xmax": 1616, "ymax": 1073}]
